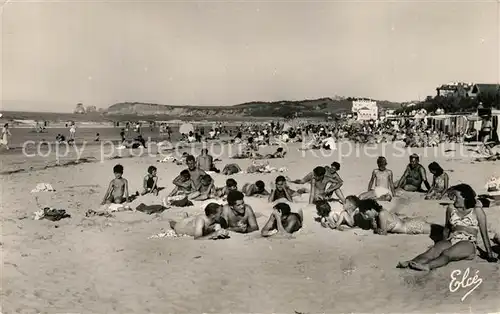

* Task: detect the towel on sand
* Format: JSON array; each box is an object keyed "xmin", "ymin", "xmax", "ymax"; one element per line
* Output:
[{"xmin": 31, "ymin": 183, "xmax": 55, "ymax": 193}]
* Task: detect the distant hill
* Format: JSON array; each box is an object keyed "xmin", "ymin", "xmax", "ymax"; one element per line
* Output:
[{"xmin": 105, "ymin": 97, "xmax": 401, "ymax": 118}]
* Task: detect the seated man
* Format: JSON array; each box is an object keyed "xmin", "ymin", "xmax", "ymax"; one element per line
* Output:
[
  {"xmin": 196, "ymin": 148, "xmax": 220, "ymax": 173},
  {"xmin": 288, "ymin": 162, "xmax": 345, "ymax": 203},
  {"xmin": 261, "ymin": 203, "xmax": 303, "ymax": 237},
  {"xmin": 396, "ymin": 154, "xmax": 430, "ymax": 192},
  {"xmin": 170, "ymin": 203, "xmax": 229, "ymax": 240},
  {"xmin": 221, "ymin": 190, "xmax": 259, "ymax": 233},
  {"xmin": 242, "ymin": 180, "xmax": 270, "ymax": 197}
]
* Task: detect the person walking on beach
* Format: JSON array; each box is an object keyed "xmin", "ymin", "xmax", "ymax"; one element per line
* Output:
[
  {"xmin": 68, "ymin": 122, "xmax": 76, "ymax": 143},
  {"xmin": 1, "ymin": 123, "xmax": 11, "ymax": 150}
]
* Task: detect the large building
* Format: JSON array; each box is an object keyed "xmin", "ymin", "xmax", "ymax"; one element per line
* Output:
[
  {"xmin": 352, "ymin": 99, "xmax": 378, "ymax": 120},
  {"xmin": 436, "ymin": 82, "xmax": 473, "ymax": 98}
]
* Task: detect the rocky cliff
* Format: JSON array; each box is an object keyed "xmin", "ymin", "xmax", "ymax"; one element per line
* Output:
[{"xmin": 105, "ymin": 98, "xmax": 401, "ymax": 118}]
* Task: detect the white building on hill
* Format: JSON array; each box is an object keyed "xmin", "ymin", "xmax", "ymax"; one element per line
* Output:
[{"xmin": 352, "ymin": 99, "xmax": 378, "ymax": 121}]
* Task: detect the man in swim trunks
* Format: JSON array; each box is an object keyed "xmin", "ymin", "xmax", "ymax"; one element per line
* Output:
[
  {"xmin": 397, "ymin": 154, "xmax": 430, "ymax": 192},
  {"xmin": 197, "ymin": 148, "xmax": 220, "ymax": 173},
  {"xmin": 261, "ymin": 203, "xmax": 303, "ymax": 237},
  {"xmin": 221, "ymin": 190, "xmax": 259, "ymax": 233},
  {"xmin": 173, "ymin": 155, "xmax": 206, "ymax": 190},
  {"xmin": 290, "ymin": 162, "xmax": 345, "ymax": 204},
  {"xmin": 359, "ymin": 156, "xmax": 395, "ymax": 201},
  {"xmin": 170, "ymin": 203, "xmax": 229, "ymax": 240}
]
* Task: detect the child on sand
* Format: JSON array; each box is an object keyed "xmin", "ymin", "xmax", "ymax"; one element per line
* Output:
[
  {"xmin": 359, "ymin": 156, "xmax": 396, "ymax": 201},
  {"xmin": 357, "ymin": 199, "xmax": 431, "ymax": 235},
  {"xmin": 101, "ymin": 164, "xmax": 129, "ymax": 205},
  {"xmin": 268, "ymin": 175, "xmax": 308, "ymax": 203},
  {"xmin": 425, "ymin": 162, "xmax": 449, "ymax": 200},
  {"xmin": 242, "ymin": 180, "xmax": 270, "ymax": 197},
  {"xmin": 170, "ymin": 203, "xmax": 229, "ymax": 240},
  {"xmin": 315, "ymin": 196, "xmax": 360, "ymax": 230},
  {"xmin": 141, "ymin": 166, "xmax": 159, "ymax": 196}
]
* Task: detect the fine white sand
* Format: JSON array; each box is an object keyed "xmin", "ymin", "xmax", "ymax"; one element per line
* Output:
[{"xmin": 1, "ymin": 142, "xmax": 499, "ymax": 313}]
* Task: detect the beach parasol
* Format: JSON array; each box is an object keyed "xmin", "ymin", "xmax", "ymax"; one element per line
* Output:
[{"xmin": 179, "ymin": 123, "xmax": 194, "ymax": 135}]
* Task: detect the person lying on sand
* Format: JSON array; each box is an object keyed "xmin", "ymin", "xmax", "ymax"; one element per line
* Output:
[
  {"xmin": 170, "ymin": 203, "xmax": 229, "ymax": 240},
  {"xmin": 268, "ymin": 147, "xmax": 286, "ymax": 158},
  {"xmin": 396, "ymin": 154, "xmax": 431, "ymax": 192},
  {"xmin": 268, "ymin": 175, "xmax": 308, "ymax": 203},
  {"xmin": 101, "ymin": 164, "xmax": 129, "ymax": 205},
  {"xmin": 221, "ymin": 190, "xmax": 259, "ymax": 233},
  {"xmin": 222, "ymin": 163, "xmax": 242, "ymax": 175},
  {"xmin": 315, "ymin": 196, "xmax": 360, "ymax": 230},
  {"xmin": 397, "ymin": 184, "xmax": 496, "ymax": 271},
  {"xmin": 359, "ymin": 156, "xmax": 396, "ymax": 202},
  {"xmin": 168, "ymin": 170, "xmax": 196, "ymax": 197},
  {"xmin": 425, "ymin": 162, "xmax": 449, "ymax": 200},
  {"xmin": 141, "ymin": 166, "xmax": 159, "ymax": 196},
  {"xmin": 189, "ymin": 174, "xmax": 217, "ymax": 201},
  {"xmin": 197, "ymin": 148, "xmax": 220, "ymax": 173},
  {"xmin": 288, "ymin": 162, "xmax": 346, "ymax": 204},
  {"xmin": 242, "ymin": 180, "xmax": 270, "ymax": 197},
  {"xmin": 357, "ymin": 199, "xmax": 431, "ymax": 235},
  {"xmin": 253, "ymin": 147, "xmax": 287, "ymax": 159},
  {"xmin": 216, "ymin": 178, "xmax": 238, "ymax": 199},
  {"xmin": 261, "ymin": 203, "xmax": 303, "ymax": 237}
]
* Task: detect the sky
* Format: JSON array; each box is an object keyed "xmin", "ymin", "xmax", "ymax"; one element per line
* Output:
[{"xmin": 1, "ymin": 0, "xmax": 499, "ymax": 112}]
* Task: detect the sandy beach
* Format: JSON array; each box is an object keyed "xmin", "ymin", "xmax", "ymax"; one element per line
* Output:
[{"xmin": 1, "ymin": 141, "xmax": 499, "ymax": 313}]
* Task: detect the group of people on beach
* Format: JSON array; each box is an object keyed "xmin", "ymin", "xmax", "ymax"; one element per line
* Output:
[{"xmin": 99, "ymin": 141, "xmax": 500, "ymax": 270}]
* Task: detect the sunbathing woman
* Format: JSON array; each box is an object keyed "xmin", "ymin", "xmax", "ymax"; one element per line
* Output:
[
  {"xmin": 397, "ymin": 184, "xmax": 496, "ymax": 271},
  {"xmin": 357, "ymin": 199, "xmax": 432, "ymax": 235},
  {"xmin": 425, "ymin": 162, "xmax": 449, "ymax": 200}
]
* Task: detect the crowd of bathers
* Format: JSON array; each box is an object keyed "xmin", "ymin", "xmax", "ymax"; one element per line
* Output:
[{"xmin": 100, "ymin": 140, "xmax": 500, "ymax": 271}]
